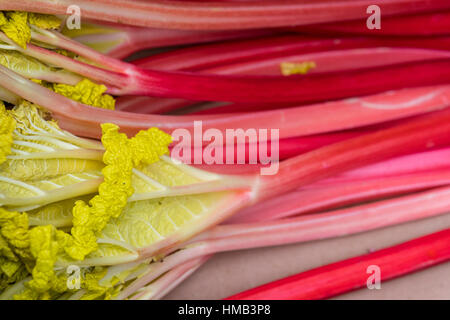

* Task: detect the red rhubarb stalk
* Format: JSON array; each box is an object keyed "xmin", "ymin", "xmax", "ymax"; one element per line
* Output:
[
  {"xmin": 1, "ymin": 60, "xmax": 447, "ymax": 140},
  {"xmin": 115, "ymin": 96, "xmax": 193, "ymax": 115},
  {"xmin": 27, "ymin": 30, "xmax": 450, "ymax": 104},
  {"xmin": 173, "ymin": 130, "xmax": 365, "ymax": 164},
  {"xmin": 205, "ymin": 48, "xmax": 450, "ymax": 76},
  {"xmin": 132, "ymin": 35, "xmax": 450, "ymax": 72},
  {"xmin": 226, "ymin": 228, "xmax": 450, "ymax": 300},
  {"xmin": 297, "ymin": 11, "xmax": 450, "ymax": 36},
  {"xmin": 256, "ymin": 105, "xmax": 450, "ymax": 200},
  {"xmin": 37, "ymin": 34, "xmax": 450, "ymax": 103},
  {"xmin": 121, "ymin": 59, "xmax": 450, "ymax": 103},
  {"xmin": 124, "ymin": 46, "xmax": 450, "ymax": 115}
]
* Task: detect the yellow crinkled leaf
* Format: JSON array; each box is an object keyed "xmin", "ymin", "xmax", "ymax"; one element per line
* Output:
[
  {"xmin": 66, "ymin": 124, "xmax": 172, "ymax": 261},
  {"xmin": 53, "ymin": 79, "xmax": 116, "ymax": 110},
  {"xmin": 0, "ymin": 258, "xmax": 21, "ymax": 278},
  {"xmin": 26, "ymin": 225, "xmax": 70, "ymax": 293},
  {"xmin": 0, "ymin": 12, "xmax": 30, "ymax": 49},
  {"xmin": 1, "ymin": 118, "xmax": 171, "ymax": 299},
  {"xmin": 28, "ymin": 13, "xmax": 61, "ymax": 30},
  {"xmin": 0, "ymin": 51, "xmax": 56, "ymax": 81},
  {"xmin": 0, "ymin": 52, "xmax": 49, "ymax": 74},
  {"xmin": 0, "ymin": 234, "xmax": 17, "ymax": 262},
  {"xmin": 130, "ymin": 128, "xmax": 174, "ymax": 166},
  {"xmin": 280, "ymin": 61, "xmax": 316, "ymax": 76},
  {"xmin": 0, "ymin": 102, "xmax": 15, "ymax": 165},
  {"xmin": 0, "ymin": 11, "xmax": 61, "ymax": 49},
  {"xmin": 79, "ymin": 268, "xmax": 113, "ymax": 300},
  {"xmin": 13, "ymin": 288, "xmax": 38, "ymax": 300},
  {"xmin": 12, "ymin": 225, "xmax": 72, "ymax": 300},
  {"xmin": 0, "ymin": 208, "xmax": 31, "ymax": 291},
  {"xmin": 0, "ymin": 12, "xmax": 7, "ymax": 26},
  {"xmin": 10, "ymin": 102, "xmax": 103, "ymax": 152},
  {"xmin": 28, "ymin": 196, "xmax": 93, "ymax": 228},
  {"xmin": 54, "ymin": 49, "xmax": 76, "ymax": 59},
  {"xmin": 0, "ymin": 208, "xmax": 31, "ymax": 261},
  {"xmin": 0, "ymin": 258, "xmax": 28, "ymax": 290},
  {"xmin": 11, "ymin": 102, "xmax": 58, "ymax": 134},
  {"xmin": 62, "ymin": 22, "xmax": 119, "ymax": 39},
  {"xmin": 0, "ymin": 234, "xmax": 27, "ymax": 291}
]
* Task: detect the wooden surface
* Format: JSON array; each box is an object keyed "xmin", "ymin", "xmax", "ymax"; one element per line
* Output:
[{"xmin": 165, "ymin": 212, "xmax": 450, "ymax": 300}]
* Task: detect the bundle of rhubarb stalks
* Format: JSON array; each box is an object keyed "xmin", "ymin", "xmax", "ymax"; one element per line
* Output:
[{"xmin": 0, "ymin": 0, "xmax": 449, "ymax": 300}]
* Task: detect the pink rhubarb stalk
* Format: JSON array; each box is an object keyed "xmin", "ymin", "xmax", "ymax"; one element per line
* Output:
[
  {"xmin": 1, "ymin": 60, "xmax": 448, "ymax": 140},
  {"xmin": 67, "ymin": 20, "xmax": 275, "ymax": 59},
  {"xmin": 4, "ymin": 0, "xmax": 450, "ymax": 30},
  {"xmin": 230, "ymin": 169, "xmax": 450, "ymax": 223}
]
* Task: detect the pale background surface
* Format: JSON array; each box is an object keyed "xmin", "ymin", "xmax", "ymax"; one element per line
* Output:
[{"xmin": 165, "ymin": 213, "xmax": 450, "ymax": 300}]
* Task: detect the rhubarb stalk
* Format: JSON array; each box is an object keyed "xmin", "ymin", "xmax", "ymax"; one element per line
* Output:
[
  {"xmin": 226, "ymin": 228, "xmax": 450, "ymax": 300},
  {"xmin": 124, "ymin": 185, "xmax": 450, "ymax": 300},
  {"xmin": 4, "ymin": 0, "xmax": 449, "ymax": 30}
]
